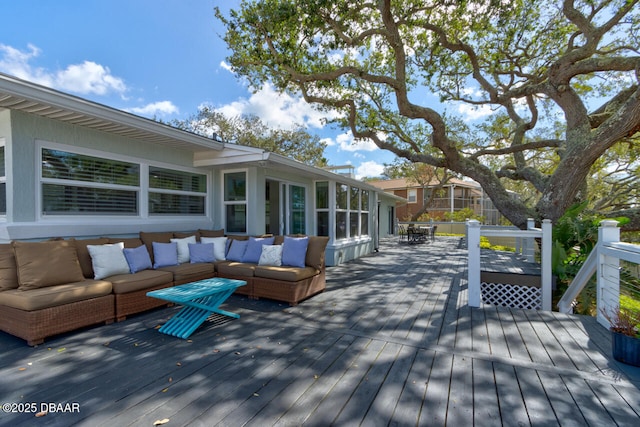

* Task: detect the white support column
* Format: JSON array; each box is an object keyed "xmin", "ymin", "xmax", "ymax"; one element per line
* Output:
[
  {"xmin": 525, "ymin": 218, "xmax": 535, "ymax": 262},
  {"xmin": 467, "ymin": 219, "xmax": 482, "ymax": 307},
  {"xmin": 541, "ymin": 219, "xmax": 552, "ymax": 311},
  {"xmin": 597, "ymin": 220, "xmax": 620, "ymax": 328}
]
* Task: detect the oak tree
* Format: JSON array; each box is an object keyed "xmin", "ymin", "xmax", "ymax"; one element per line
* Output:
[{"xmin": 216, "ymin": 0, "xmax": 640, "ymax": 228}]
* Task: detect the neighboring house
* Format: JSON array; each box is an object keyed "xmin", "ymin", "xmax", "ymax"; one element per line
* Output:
[
  {"xmin": 0, "ymin": 73, "xmax": 402, "ymax": 265},
  {"xmin": 369, "ymin": 177, "xmax": 504, "ymax": 225}
]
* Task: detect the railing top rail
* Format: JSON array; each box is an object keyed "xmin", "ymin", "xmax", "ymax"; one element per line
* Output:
[
  {"xmin": 480, "ymin": 229, "xmax": 542, "ymax": 238},
  {"xmin": 601, "ymin": 241, "xmax": 640, "ymax": 264}
]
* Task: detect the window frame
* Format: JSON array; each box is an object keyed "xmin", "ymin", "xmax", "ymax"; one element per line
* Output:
[
  {"xmin": 37, "ymin": 141, "xmax": 210, "ymax": 219},
  {"xmin": 222, "ymin": 169, "xmax": 248, "ymax": 233}
]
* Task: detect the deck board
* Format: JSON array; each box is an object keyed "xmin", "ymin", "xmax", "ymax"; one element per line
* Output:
[{"xmin": 1, "ymin": 236, "xmax": 639, "ymax": 426}]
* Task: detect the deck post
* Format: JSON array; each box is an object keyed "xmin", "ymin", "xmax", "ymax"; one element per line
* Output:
[
  {"xmin": 525, "ymin": 218, "xmax": 536, "ymax": 262},
  {"xmin": 597, "ymin": 220, "xmax": 620, "ymax": 328},
  {"xmin": 541, "ymin": 219, "xmax": 552, "ymax": 311},
  {"xmin": 467, "ymin": 219, "xmax": 481, "ymax": 307}
]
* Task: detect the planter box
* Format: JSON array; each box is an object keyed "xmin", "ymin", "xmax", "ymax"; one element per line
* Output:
[{"xmin": 612, "ymin": 331, "xmax": 640, "ymax": 367}]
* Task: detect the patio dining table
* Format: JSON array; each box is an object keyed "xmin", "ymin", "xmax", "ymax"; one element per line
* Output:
[
  {"xmin": 147, "ymin": 277, "xmax": 247, "ymax": 339},
  {"xmin": 408, "ymin": 225, "xmax": 432, "ymax": 243}
]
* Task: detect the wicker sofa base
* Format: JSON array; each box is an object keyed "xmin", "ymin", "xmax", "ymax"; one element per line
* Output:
[
  {"xmin": 251, "ymin": 272, "xmax": 325, "ymax": 306},
  {"xmin": 114, "ymin": 282, "xmax": 174, "ymax": 322},
  {"xmin": 0, "ymin": 295, "xmax": 115, "ymax": 346}
]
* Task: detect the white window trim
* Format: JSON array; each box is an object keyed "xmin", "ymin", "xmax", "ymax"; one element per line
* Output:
[
  {"xmin": 36, "ymin": 140, "xmax": 210, "ymax": 220},
  {"xmin": 0, "ymin": 137, "xmax": 6, "ymax": 219}
]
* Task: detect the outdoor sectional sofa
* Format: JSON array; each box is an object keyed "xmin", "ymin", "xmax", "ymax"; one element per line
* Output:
[{"xmin": 0, "ymin": 230, "xmax": 329, "ymax": 346}]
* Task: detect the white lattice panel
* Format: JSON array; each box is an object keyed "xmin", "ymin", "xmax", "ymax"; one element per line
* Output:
[{"xmin": 481, "ymin": 281, "xmax": 542, "ymax": 310}]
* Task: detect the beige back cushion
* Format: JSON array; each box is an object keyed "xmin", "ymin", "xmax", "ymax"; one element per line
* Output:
[
  {"xmin": 306, "ymin": 236, "xmax": 329, "ymax": 270},
  {"xmin": 0, "ymin": 244, "xmax": 19, "ymax": 291},
  {"xmin": 199, "ymin": 229, "xmax": 225, "ymax": 238},
  {"xmin": 107, "ymin": 237, "xmax": 144, "ymax": 248},
  {"xmin": 139, "ymin": 231, "xmax": 173, "ymax": 262},
  {"xmin": 13, "ymin": 240, "xmax": 85, "ymax": 290},
  {"xmin": 72, "ymin": 238, "xmax": 110, "ymax": 278}
]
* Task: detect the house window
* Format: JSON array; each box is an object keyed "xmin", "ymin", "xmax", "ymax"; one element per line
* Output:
[
  {"xmin": 224, "ymin": 171, "xmax": 247, "ymax": 233},
  {"xmin": 408, "ymin": 188, "xmax": 417, "ymax": 203},
  {"xmin": 315, "ymin": 181, "xmax": 329, "ymax": 236},
  {"xmin": 289, "ymin": 184, "xmax": 306, "ymax": 234},
  {"xmin": 41, "ymin": 148, "xmax": 139, "ymax": 215},
  {"xmin": 0, "ymin": 142, "xmax": 5, "ymax": 215},
  {"xmin": 360, "ymin": 190, "xmax": 369, "ymax": 236},
  {"xmin": 39, "ymin": 146, "xmax": 209, "ymax": 217},
  {"xmin": 334, "ymin": 183, "xmax": 370, "ymax": 240},
  {"xmin": 149, "ymin": 167, "xmax": 206, "ymax": 215},
  {"xmin": 336, "ymin": 183, "xmax": 348, "ymax": 239}
]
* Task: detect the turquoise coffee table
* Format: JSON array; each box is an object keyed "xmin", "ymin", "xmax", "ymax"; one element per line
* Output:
[{"xmin": 147, "ymin": 277, "xmax": 247, "ymax": 339}]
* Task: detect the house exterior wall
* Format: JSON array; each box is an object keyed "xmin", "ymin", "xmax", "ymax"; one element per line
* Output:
[
  {"xmin": 1, "ymin": 110, "xmax": 215, "ymax": 241},
  {"xmin": 0, "ymin": 109, "xmax": 396, "ymax": 265}
]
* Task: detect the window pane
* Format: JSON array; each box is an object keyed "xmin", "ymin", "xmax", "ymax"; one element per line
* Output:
[
  {"xmin": 316, "ymin": 181, "xmax": 329, "ymax": 209},
  {"xmin": 290, "ymin": 185, "xmax": 305, "ymax": 234},
  {"xmin": 317, "ymin": 211, "xmax": 329, "ymax": 236},
  {"xmin": 226, "ymin": 204, "xmax": 246, "ymax": 233},
  {"xmin": 43, "ymin": 184, "xmax": 137, "ymax": 215},
  {"xmin": 350, "ymin": 186, "xmax": 359, "ymax": 210},
  {"xmin": 361, "ymin": 213, "xmax": 369, "ymax": 236},
  {"xmin": 350, "ymin": 212, "xmax": 358, "ymax": 237},
  {"xmin": 149, "ymin": 167, "xmax": 206, "ymax": 193},
  {"xmin": 224, "ymin": 172, "xmax": 246, "ymax": 201},
  {"xmin": 336, "ymin": 183, "xmax": 348, "ymax": 209},
  {"xmin": 42, "ymin": 149, "xmax": 139, "ymax": 186},
  {"xmin": 361, "ymin": 190, "xmax": 369, "ymax": 210},
  {"xmin": 149, "ymin": 192, "xmax": 205, "ymax": 215},
  {"xmin": 336, "ymin": 211, "xmax": 347, "ymax": 239}
]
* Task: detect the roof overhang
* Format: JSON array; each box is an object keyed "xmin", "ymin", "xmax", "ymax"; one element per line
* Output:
[{"xmin": 0, "ymin": 72, "xmax": 224, "ymax": 152}]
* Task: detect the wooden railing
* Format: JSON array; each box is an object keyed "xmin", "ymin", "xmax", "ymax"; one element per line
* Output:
[
  {"xmin": 558, "ymin": 220, "xmax": 640, "ymax": 328},
  {"xmin": 467, "ymin": 219, "xmax": 553, "ymax": 311}
]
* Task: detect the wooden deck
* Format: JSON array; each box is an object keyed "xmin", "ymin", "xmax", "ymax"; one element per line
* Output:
[{"xmin": 1, "ymin": 236, "xmax": 639, "ymax": 426}]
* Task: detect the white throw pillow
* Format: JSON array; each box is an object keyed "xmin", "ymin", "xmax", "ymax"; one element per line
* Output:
[
  {"xmin": 258, "ymin": 244, "xmax": 283, "ymax": 266},
  {"xmin": 87, "ymin": 242, "xmax": 130, "ymax": 280},
  {"xmin": 170, "ymin": 235, "xmax": 197, "ymax": 264},
  {"xmin": 201, "ymin": 236, "xmax": 227, "ymax": 261}
]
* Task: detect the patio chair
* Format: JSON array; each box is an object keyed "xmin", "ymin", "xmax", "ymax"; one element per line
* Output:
[{"xmin": 398, "ymin": 224, "xmax": 407, "ymax": 243}]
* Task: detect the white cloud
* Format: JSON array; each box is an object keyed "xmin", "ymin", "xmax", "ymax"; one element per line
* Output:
[
  {"xmin": 0, "ymin": 43, "xmax": 127, "ymax": 97},
  {"xmin": 335, "ymin": 132, "xmax": 378, "ymax": 152},
  {"xmin": 456, "ymin": 103, "xmax": 494, "ymax": 121},
  {"xmin": 126, "ymin": 101, "xmax": 179, "ymax": 116},
  {"xmin": 55, "ymin": 61, "xmax": 126, "ymax": 95},
  {"xmin": 355, "ymin": 161, "xmax": 385, "ymax": 179},
  {"xmin": 219, "ymin": 61, "xmax": 233, "ymax": 73},
  {"xmin": 215, "ymin": 82, "xmax": 335, "ymax": 130}
]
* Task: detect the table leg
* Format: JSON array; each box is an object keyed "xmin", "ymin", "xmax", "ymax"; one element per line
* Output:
[{"xmin": 157, "ymin": 290, "xmax": 240, "ymax": 339}]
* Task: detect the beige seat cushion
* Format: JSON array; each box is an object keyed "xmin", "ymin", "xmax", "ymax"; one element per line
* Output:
[
  {"xmin": 0, "ymin": 280, "xmax": 112, "ymax": 311},
  {"xmin": 157, "ymin": 263, "xmax": 214, "ymax": 283},
  {"xmin": 0, "ymin": 244, "xmax": 18, "ymax": 291},
  {"xmin": 13, "ymin": 240, "xmax": 85, "ymax": 290},
  {"xmin": 217, "ymin": 262, "xmax": 256, "ymax": 277},
  {"xmin": 254, "ymin": 265, "xmax": 318, "ymax": 282},
  {"xmin": 108, "ymin": 270, "xmax": 173, "ymax": 294}
]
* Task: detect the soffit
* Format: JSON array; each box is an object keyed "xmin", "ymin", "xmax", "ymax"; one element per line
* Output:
[{"xmin": 0, "ymin": 73, "xmax": 223, "ymax": 152}]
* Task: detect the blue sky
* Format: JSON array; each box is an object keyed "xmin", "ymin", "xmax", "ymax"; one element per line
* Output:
[{"xmin": 0, "ymin": 0, "xmax": 400, "ymax": 179}]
